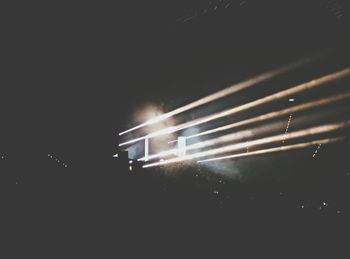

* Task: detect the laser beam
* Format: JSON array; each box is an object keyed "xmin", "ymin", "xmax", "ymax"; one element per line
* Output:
[
  {"xmin": 138, "ymin": 92, "xmax": 350, "ymax": 161},
  {"xmin": 185, "ymin": 92, "xmax": 350, "ymax": 140},
  {"xmin": 197, "ymin": 137, "xmax": 344, "ymax": 163},
  {"xmin": 118, "ymin": 54, "xmax": 323, "ymax": 136},
  {"xmin": 142, "ymin": 120, "xmax": 350, "ymax": 168},
  {"xmin": 120, "ymin": 68, "xmax": 350, "ymax": 147}
]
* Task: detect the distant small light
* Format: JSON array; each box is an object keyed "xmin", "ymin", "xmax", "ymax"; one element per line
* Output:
[
  {"xmin": 113, "ymin": 154, "xmax": 119, "ymax": 158},
  {"xmin": 213, "ymin": 190, "xmax": 219, "ymax": 195},
  {"xmin": 288, "ymin": 98, "xmax": 295, "ymax": 102},
  {"xmin": 129, "ymin": 166, "xmax": 133, "ymax": 171},
  {"xmin": 129, "ymin": 160, "xmax": 133, "ymax": 164}
]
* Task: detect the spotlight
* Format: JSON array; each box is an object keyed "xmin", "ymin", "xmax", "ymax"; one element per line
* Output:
[
  {"xmin": 143, "ymin": 120, "xmax": 350, "ymax": 168},
  {"xmin": 185, "ymin": 92, "xmax": 350, "ymax": 140},
  {"xmin": 119, "ymin": 68, "xmax": 350, "ymax": 147},
  {"xmin": 198, "ymin": 137, "xmax": 342, "ymax": 163},
  {"xmin": 119, "ymin": 54, "xmax": 324, "ymax": 136}
]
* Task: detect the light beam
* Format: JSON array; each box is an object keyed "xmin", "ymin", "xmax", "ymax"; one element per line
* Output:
[
  {"xmin": 120, "ymin": 68, "xmax": 350, "ymax": 147},
  {"xmin": 186, "ymin": 92, "xmax": 350, "ymax": 140},
  {"xmin": 138, "ymin": 92, "xmax": 350, "ymax": 161},
  {"xmin": 119, "ymin": 54, "xmax": 324, "ymax": 136},
  {"xmin": 197, "ymin": 137, "xmax": 344, "ymax": 163},
  {"xmin": 143, "ymin": 120, "xmax": 350, "ymax": 168}
]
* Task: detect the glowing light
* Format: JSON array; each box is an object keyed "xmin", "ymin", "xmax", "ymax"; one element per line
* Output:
[
  {"xmin": 177, "ymin": 136, "xmax": 187, "ymax": 157},
  {"xmin": 144, "ymin": 137, "xmax": 149, "ymax": 161},
  {"xmin": 142, "ymin": 120, "xmax": 350, "ymax": 168},
  {"xmin": 119, "ymin": 68, "xmax": 350, "ymax": 147},
  {"xmin": 289, "ymin": 98, "xmax": 295, "ymax": 102},
  {"xmin": 138, "ymin": 148, "xmax": 177, "ymax": 161},
  {"xmin": 167, "ymin": 68, "xmax": 350, "ymax": 135},
  {"xmin": 138, "ymin": 92, "xmax": 350, "ymax": 162},
  {"xmin": 118, "ymin": 55, "xmax": 323, "ymax": 136},
  {"xmin": 119, "ymin": 126, "xmax": 176, "ymax": 147},
  {"xmin": 198, "ymin": 138, "xmax": 342, "ymax": 163},
  {"xmin": 179, "ymin": 92, "xmax": 350, "ymax": 140}
]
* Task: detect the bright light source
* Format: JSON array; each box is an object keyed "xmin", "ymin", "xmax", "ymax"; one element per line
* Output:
[
  {"xmin": 185, "ymin": 92, "xmax": 350, "ymax": 141},
  {"xmin": 197, "ymin": 137, "xmax": 342, "ymax": 163},
  {"xmin": 177, "ymin": 137, "xmax": 187, "ymax": 157},
  {"xmin": 289, "ymin": 98, "xmax": 295, "ymax": 102},
  {"xmin": 129, "ymin": 166, "xmax": 133, "ymax": 171},
  {"xmin": 119, "ymin": 68, "xmax": 350, "ymax": 147},
  {"xmin": 119, "ymin": 126, "xmax": 176, "ymax": 147},
  {"xmin": 129, "ymin": 160, "xmax": 133, "ymax": 164},
  {"xmin": 113, "ymin": 154, "xmax": 119, "ymax": 158},
  {"xmin": 118, "ymin": 54, "xmax": 322, "ymax": 136},
  {"xmin": 142, "ymin": 120, "xmax": 350, "ymax": 168},
  {"xmin": 137, "ymin": 94, "xmax": 350, "ymax": 162},
  {"xmin": 140, "ymin": 96, "xmax": 349, "ymax": 162}
]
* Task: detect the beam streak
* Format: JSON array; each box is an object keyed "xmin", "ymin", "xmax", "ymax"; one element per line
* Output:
[
  {"xmin": 120, "ymin": 68, "xmax": 350, "ymax": 147},
  {"xmin": 186, "ymin": 91, "xmax": 350, "ymax": 140},
  {"xmin": 197, "ymin": 137, "xmax": 343, "ymax": 163},
  {"xmin": 138, "ymin": 92, "xmax": 350, "ymax": 161},
  {"xmin": 143, "ymin": 120, "xmax": 350, "ymax": 168},
  {"xmin": 119, "ymin": 54, "xmax": 323, "ymax": 136}
]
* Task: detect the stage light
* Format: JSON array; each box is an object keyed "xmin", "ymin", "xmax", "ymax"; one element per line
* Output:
[
  {"xmin": 119, "ymin": 68, "xmax": 350, "ymax": 147},
  {"xmin": 167, "ymin": 68, "xmax": 350, "ymax": 134},
  {"xmin": 186, "ymin": 92, "xmax": 350, "ymax": 140},
  {"xmin": 119, "ymin": 54, "xmax": 323, "ymax": 136},
  {"xmin": 142, "ymin": 120, "xmax": 350, "ymax": 168},
  {"xmin": 118, "ymin": 126, "xmax": 176, "ymax": 147},
  {"xmin": 138, "ymin": 92, "xmax": 350, "ymax": 162},
  {"xmin": 197, "ymin": 137, "xmax": 343, "ymax": 163}
]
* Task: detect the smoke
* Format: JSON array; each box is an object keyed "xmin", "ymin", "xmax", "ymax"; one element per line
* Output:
[
  {"xmin": 125, "ymin": 104, "xmax": 177, "ymax": 159},
  {"xmin": 200, "ymin": 158, "xmax": 243, "ymax": 180}
]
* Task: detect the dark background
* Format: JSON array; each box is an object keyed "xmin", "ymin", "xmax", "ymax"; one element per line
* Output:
[{"xmin": 2, "ymin": 0, "xmax": 350, "ymax": 256}]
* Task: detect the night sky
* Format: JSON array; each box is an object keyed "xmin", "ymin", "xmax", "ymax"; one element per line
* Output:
[{"xmin": 3, "ymin": 0, "xmax": 350, "ymax": 256}]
